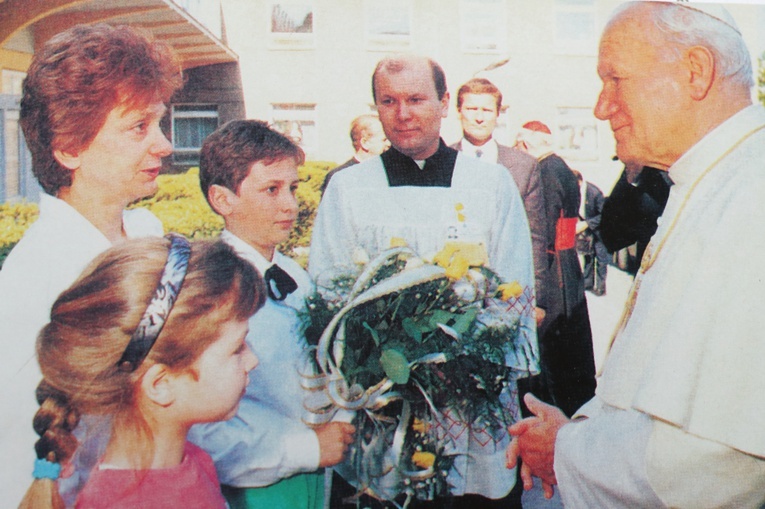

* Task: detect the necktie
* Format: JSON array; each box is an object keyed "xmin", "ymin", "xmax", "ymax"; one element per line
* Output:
[
  {"xmin": 475, "ymin": 149, "xmax": 483, "ymax": 159},
  {"xmin": 264, "ymin": 264, "xmax": 298, "ymax": 301}
]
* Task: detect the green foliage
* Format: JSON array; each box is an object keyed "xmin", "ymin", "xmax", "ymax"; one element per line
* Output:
[
  {"xmin": 279, "ymin": 161, "xmax": 332, "ymax": 264},
  {"xmin": 130, "ymin": 168, "xmax": 224, "ymax": 239},
  {"xmin": 0, "ymin": 163, "xmax": 332, "ymax": 269},
  {"xmin": 0, "ymin": 201, "xmax": 39, "ymax": 266},
  {"xmin": 303, "ymin": 248, "xmax": 528, "ymax": 502}
]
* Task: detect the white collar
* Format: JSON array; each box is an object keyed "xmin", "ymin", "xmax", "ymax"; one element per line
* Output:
[
  {"xmin": 460, "ymin": 138, "xmax": 498, "ymax": 163},
  {"xmin": 669, "ymin": 105, "xmax": 765, "ymax": 189},
  {"xmin": 220, "ymin": 230, "xmax": 278, "ymax": 277}
]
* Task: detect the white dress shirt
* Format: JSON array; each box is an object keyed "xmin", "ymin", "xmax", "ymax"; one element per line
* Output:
[{"xmin": 189, "ymin": 230, "xmax": 322, "ymax": 487}]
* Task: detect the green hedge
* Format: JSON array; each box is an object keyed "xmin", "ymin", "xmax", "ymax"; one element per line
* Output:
[{"xmin": 0, "ymin": 162, "xmax": 332, "ymax": 269}]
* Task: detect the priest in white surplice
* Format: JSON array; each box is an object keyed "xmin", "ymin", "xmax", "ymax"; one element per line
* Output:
[
  {"xmin": 507, "ymin": 3, "xmax": 765, "ymax": 508},
  {"xmin": 309, "ymin": 54, "xmax": 537, "ymax": 508}
]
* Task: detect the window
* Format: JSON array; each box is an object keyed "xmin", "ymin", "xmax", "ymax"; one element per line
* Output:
[
  {"xmin": 556, "ymin": 107, "xmax": 599, "ymax": 161},
  {"xmin": 554, "ymin": 0, "xmax": 597, "ymax": 56},
  {"xmin": 459, "ymin": 0, "xmax": 507, "ymax": 53},
  {"xmin": 2, "ymin": 70, "xmax": 25, "ymax": 95},
  {"xmin": 2, "ymin": 108, "xmax": 20, "ymax": 200},
  {"xmin": 172, "ymin": 105, "xmax": 218, "ymax": 165},
  {"xmin": 365, "ymin": 0, "xmax": 411, "ymax": 51},
  {"xmin": 271, "ymin": 103, "xmax": 317, "ymax": 154},
  {"xmin": 269, "ymin": 2, "xmax": 314, "ymax": 49}
]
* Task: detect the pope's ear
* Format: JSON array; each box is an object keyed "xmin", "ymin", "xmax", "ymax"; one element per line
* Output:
[
  {"xmin": 53, "ymin": 149, "xmax": 81, "ymax": 171},
  {"xmin": 207, "ymin": 184, "xmax": 237, "ymax": 217},
  {"xmin": 140, "ymin": 363, "xmax": 176, "ymax": 407},
  {"xmin": 686, "ymin": 45, "xmax": 715, "ymax": 101}
]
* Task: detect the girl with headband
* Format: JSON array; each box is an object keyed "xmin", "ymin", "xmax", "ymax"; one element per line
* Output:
[{"xmin": 19, "ymin": 236, "xmax": 265, "ymax": 509}]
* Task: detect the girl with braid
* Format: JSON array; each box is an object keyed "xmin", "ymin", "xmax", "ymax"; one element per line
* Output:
[{"xmin": 19, "ymin": 236, "xmax": 265, "ymax": 509}]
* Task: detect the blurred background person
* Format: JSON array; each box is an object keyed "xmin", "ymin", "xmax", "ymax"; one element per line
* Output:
[
  {"xmin": 573, "ymin": 170, "xmax": 608, "ymax": 296},
  {"xmin": 320, "ymin": 114, "xmax": 389, "ymax": 194},
  {"xmin": 514, "ymin": 121, "xmax": 596, "ymax": 419},
  {"xmin": 600, "ymin": 162, "xmax": 673, "ymax": 274},
  {"xmin": 451, "ymin": 78, "xmax": 547, "ymax": 328}
]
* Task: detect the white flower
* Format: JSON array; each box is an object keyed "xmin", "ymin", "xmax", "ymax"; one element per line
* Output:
[
  {"xmin": 404, "ymin": 256, "xmax": 425, "ymax": 272},
  {"xmin": 452, "ymin": 279, "xmax": 477, "ymax": 302},
  {"xmin": 352, "ymin": 246, "xmax": 370, "ymax": 265},
  {"xmin": 466, "ymin": 269, "xmax": 488, "ymax": 300}
]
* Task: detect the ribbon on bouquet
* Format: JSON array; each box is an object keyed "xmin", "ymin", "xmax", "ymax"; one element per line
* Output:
[{"xmin": 300, "ymin": 248, "xmax": 454, "ymax": 503}]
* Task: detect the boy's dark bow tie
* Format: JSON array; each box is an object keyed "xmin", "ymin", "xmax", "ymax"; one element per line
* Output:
[{"xmin": 264, "ymin": 264, "xmax": 298, "ymax": 301}]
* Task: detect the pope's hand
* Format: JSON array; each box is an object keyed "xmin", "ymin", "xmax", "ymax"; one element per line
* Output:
[{"xmin": 506, "ymin": 393, "xmax": 570, "ymax": 498}]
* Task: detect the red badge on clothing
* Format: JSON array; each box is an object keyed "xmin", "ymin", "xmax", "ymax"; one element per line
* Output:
[{"xmin": 555, "ymin": 217, "xmax": 577, "ymax": 251}]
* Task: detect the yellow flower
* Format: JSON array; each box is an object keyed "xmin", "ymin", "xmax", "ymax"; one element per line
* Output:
[
  {"xmin": 455, "ymin": 203, "xmax": 464, "ymax": 211},
  {"xmin": 412, "ymin": 451, "xmax": 436, "ymax": 469},
  {"xmin": 433, "ymin": 242, "xmax": 488, "ymax": 269},
  {"xmin": 412, "ymin": 418, "xmax": 429, "ymax": 433},
  {"xmin": 498, "ymin": 282, "xmax": 524, "ymax": 301},
  {"xmin": 445, "ymin": 253, "xmax": 470, "ymax": 280},
  {"xmin": 390, "ymin": 237, "xmax": 408, "ymax": 248},
  {"xmin": 457, "ymin": 213, "xmax": 466, "ymax": 223}
]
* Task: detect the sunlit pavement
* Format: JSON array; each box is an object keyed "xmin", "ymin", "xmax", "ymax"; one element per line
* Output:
[
  {"xmin": 585, "ymin": 265, "xmax": 634, "ymax": 374},
  {"xmin": 520, "ymin": 265, "xmax": 634, "ymax": 509}
]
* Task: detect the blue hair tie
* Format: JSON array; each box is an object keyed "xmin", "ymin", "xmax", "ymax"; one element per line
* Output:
[{"xmin": 33, "ymin": 458, "xmax": 61, "ymax": 480}]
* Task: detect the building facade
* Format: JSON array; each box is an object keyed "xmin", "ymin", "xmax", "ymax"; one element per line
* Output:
[{"xmin": 223, "ymin": 0, "xmax": 765, "ymax": 191}]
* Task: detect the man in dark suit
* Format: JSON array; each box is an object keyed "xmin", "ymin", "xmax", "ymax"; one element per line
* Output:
[
  {"xmin": 451, "ymin": 78, "xmax": 548, "ymax": 327},
  {"xmin": 600, "ymin": 162, "xmax": 672, "ymax": 273},
  {"xmin": 573, "ymin": 170, "xmax": 608, "ymax": 296},
  {"xmin": 320, "ymin": 114, "xmax": 389, "ymax": 194}
]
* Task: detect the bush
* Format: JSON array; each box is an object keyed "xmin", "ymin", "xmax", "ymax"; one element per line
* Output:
[
  {"xmin": 0, "ymin": 202, "xmax": 39, "ymax": 266},
  {"xmin": 129, "ymin": 168, "xmax": 225, "ymax": 239},
  {"xmin": 0, "ymin": 163, "xmax": 331, "ymax": 270}
]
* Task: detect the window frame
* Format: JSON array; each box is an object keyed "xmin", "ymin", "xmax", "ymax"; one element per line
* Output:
[
  {"xmin": 170, "ymin": 104, "xmax": 219, "ymax": 166},
  {"xmin": 268, "ymin": 1, "xmax": 315, "ymax": 50},
  {"xmin": 364, "ymin": 0, "xmax": 412, "ymax": 52}
]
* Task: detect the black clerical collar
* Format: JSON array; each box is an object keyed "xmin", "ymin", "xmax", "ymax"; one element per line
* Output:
[{"xmin": 381, "ymin": 139, "xmax": 457, "ymax": 187}]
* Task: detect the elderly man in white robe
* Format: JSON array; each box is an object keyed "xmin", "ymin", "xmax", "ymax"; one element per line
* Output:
[
  {"xmin": 506, "ymin": 2, "xmax": 765, "ymax": 508},
  {"xmin": 310, "ymin": 54, "xmax": 536, "ymax": 507}
]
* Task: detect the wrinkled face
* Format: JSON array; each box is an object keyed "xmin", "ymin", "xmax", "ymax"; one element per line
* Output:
[
  {"xmin": 227, "ymin": 157, "xmax": 299, "ymax": 260},
  {"xmin": 64, "ymin": 101, "xmax": 172, "ymax": 205},
  {"xmin": 185, "ymin": 319, "xmax": 258, "ymax": 423},
  {"xmin": 594, "ymin": 13, "xmax": 689, "ymax": 169},
  {"xmin": 458, "ymin": 93, "xmax": 499, "ymax": 146},
  {"xmin": 374, "ymin": 61, "xmax": 449, "ymax": 160},
  {"xmin": 362, "ymin": 122, "xmax": 390, "ymax": 156}
]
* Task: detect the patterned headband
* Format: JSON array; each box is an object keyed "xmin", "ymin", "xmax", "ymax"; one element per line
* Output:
[{"xmin": 117, "ymin": 233, "xmax": 192, "ymax": 372}]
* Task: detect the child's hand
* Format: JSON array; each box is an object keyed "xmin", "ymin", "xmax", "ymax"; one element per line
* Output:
[{"xmin": 316, "ymin": 422, "xmax": 356, "ymax": 467}]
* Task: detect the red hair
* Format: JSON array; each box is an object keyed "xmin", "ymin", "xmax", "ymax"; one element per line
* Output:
[{"xmin": 20, "ymin": 24, "xmax": 182, "ymax": 195}]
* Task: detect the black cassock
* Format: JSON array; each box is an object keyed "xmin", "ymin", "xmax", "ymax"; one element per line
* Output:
[{"xmin": 519, "ymin": 153, "xmax": 596, "ymax": 418}]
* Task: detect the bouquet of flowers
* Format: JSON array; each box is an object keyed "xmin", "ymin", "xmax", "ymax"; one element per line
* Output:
[{"xmin": 302, "ymin": 243, "xmax": 537, "ymax": 507}]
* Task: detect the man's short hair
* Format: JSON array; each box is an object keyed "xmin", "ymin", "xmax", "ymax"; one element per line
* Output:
[
  {"xmin": 20, "ymin": 24, "xmax": 181, "ymax": 195},
  {"xmin": 349, "ymin": 114, "xmax": 381, "ymax": 151},
  {"xmin": 456, "ymin": 78, "xmax": 502, "ymax": 111},
  {"xmin": 371, "ymin": 55, "xmax": 448, "ymax": 102},
  {"xmin": 199, "ymin": 120, "xmax": 305, "ymax": 209},
  {"xmin": 610, "ymin": 2, "xmax": 752, "ymax": 89}
]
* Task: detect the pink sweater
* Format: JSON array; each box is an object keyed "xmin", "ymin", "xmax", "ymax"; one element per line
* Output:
[{"xmin": 75, "ymin": 442, "xmax": 226, "ymax": 508}]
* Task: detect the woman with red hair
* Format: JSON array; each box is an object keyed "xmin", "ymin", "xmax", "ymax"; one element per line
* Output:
[{"xmin": 0, "ymin": 23, "xmax": 182, "ymax": 507}]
